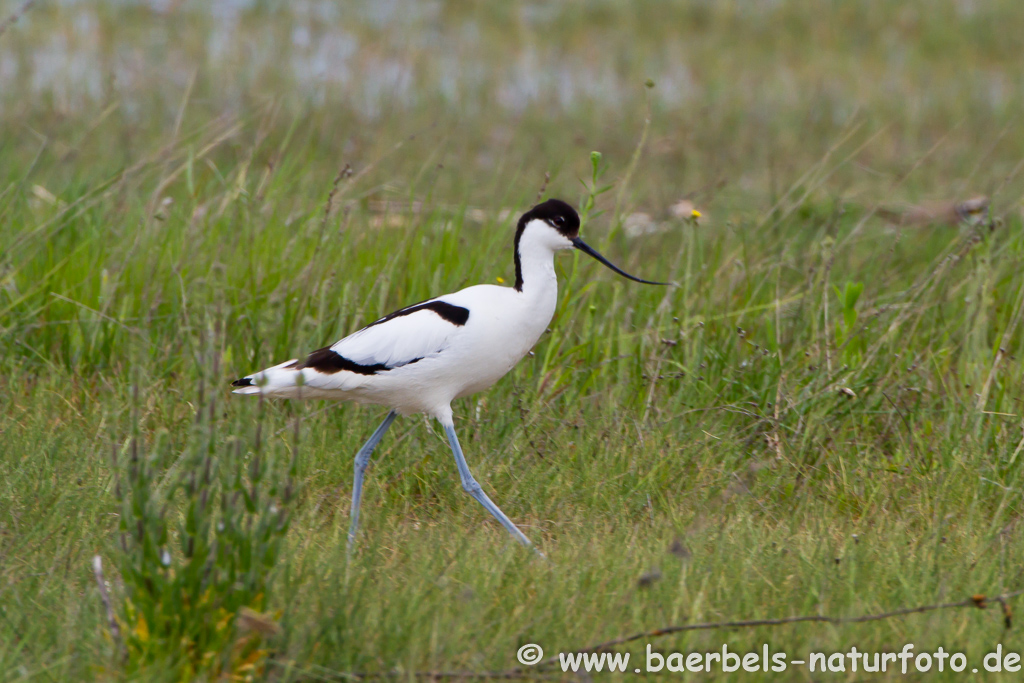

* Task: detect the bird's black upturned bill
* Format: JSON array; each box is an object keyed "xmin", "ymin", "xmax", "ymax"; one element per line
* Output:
[{"xmin": 571, "ymin": 237, "xmax": 669, "ymax": 286}]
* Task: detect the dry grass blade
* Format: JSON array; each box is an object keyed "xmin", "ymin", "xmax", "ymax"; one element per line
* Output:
[{"xmin": 91, "ymin": 555, "xmax": 121, "ymax": 646}]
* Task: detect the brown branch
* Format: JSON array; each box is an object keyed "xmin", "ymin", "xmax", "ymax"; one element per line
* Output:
[
  {"xmin": 531, "ymin": 590, "xmax": 1022, "ymax": 668},
  {"xmin": 285, "ymin": 590, "xmax": 1022, "ymax": 680}
]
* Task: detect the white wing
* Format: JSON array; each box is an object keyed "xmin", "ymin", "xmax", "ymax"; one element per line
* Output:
[
  {"xmin": 328, "ymin": 298, "xmax": 469, "ymax": 370},
  {"xmin": 232, "ymin": 297, "xmax": 471, "ymax": 397}
]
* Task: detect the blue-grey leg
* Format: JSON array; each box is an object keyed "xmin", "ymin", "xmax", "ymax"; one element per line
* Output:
[
  {"xmin": 443, "ymin": 421, "xmax": 535, "ymax": 549},
  {"xmin": 348, "ymin": 410, "xmax": 398, "ymax": 548}
]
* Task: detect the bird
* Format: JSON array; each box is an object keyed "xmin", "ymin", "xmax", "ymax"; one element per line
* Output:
[{"xmin": 231, "ymin": 198, "xmax": 667, "ymax": 551}]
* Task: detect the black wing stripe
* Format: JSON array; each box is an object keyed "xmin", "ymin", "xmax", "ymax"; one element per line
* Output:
[
  {"xmin": 368, "ymin": 300, "xmax": 470, "ymax": 328},
  {"xmin": 297, "ymin": 347, "xmax": 423, "ymax": 375},
  {"xmin": 298, "ymin": 347, "xmax": 386, "ymax": 375}
]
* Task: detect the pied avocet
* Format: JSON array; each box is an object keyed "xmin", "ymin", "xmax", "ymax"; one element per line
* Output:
[{"xmin": 232, "ymin": 199, "xmax": 666, "ymax": 550}]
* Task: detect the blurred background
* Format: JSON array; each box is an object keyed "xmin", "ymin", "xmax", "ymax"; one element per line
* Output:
[{"xmin": 4, "ymin": 0, "xmax": 1023, "ymax": 214}]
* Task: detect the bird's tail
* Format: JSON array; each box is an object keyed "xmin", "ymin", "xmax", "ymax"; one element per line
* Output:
[{"xmin": 231, "ymin": 358, "xmax": 301, "ymax": 396}]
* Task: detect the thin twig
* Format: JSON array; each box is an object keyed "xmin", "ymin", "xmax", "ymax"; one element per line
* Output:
[
  {"xmin": 532, "ymin": 591, "xmax": 1021, "ymax": 669},
  {"xmin": 288, "ymin": 590, "xmax": 1022, "ymax": 680}
]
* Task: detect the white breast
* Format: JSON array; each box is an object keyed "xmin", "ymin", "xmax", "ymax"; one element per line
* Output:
[{"xmin": 351, "ymin": 283, "xmax": 557, "ymax": 415}]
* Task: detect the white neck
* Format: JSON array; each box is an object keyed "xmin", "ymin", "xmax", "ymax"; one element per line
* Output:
[
  {"xmin": 505, "ymin": 220, "xmax": 567, "ymax": 354},
  {"xmin": 510, "ymin": 236, "xmax": 559, "ymax": 349},
  {"xmin": 515, "ymin": 235, "xmax": 558, "ymax": 298}
]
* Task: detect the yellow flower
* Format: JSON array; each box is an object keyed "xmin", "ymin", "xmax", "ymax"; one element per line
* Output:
[
  {"xmin": 133, "ymin": 614, "xmax": 150, "ymax": 642},
  {"xmin": 691, "ymin": 209, "xmax": 702, "ymax": 219},
  {"xmin": 496, "ymin": 276, "xmax": 505, "ymax": 284}
]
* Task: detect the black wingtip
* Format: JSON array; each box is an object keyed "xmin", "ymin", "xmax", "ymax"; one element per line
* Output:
[{"xmin": 231, "ymin": 377, "xmax": 254, "ymax": 388}]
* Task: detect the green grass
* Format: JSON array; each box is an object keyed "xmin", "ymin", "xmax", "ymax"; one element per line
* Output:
[{"xmin": 4, "ymin": 0, "xmax": 1024, "ymax": 680}]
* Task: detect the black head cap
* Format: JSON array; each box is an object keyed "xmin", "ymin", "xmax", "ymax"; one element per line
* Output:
[
  {"xmin": 517, "ymin": 198, "xmax": 580, "ymax": 239},
  {"xmin": 512, "ymin": 199, "xmax": 580, "ymax": 291}
]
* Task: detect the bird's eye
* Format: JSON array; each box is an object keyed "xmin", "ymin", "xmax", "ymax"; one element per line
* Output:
[{"xmin": 553, "ymin": 216, "xmax": 564, "ymax": 226}]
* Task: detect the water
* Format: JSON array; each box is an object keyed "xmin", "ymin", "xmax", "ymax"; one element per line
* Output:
[{"xmin": 0, "ymin": 0, "xmax": 698, "ymax": 118}]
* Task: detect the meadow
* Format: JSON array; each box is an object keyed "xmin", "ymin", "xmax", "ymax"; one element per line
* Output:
[{"xmin": 4, "ymin": 1, "xmax": 1024, "ymax": 680}]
